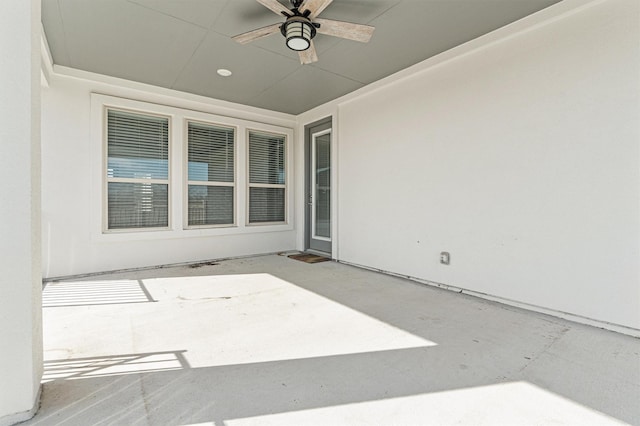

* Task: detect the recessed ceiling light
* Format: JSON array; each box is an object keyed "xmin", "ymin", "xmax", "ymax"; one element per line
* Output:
[{"xmin": 217, "ymin": 69, "xmax": 232, "ymax": 77}]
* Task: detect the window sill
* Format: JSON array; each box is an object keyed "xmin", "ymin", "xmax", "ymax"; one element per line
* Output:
[{"xmin": 93, "ymin": 222, "xmax": 294, "ymax": 243}]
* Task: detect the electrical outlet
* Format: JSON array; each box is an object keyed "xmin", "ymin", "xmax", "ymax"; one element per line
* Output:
[{"xmin": 440, "ymin": 252, "xmax": 450, "ymax": 265}]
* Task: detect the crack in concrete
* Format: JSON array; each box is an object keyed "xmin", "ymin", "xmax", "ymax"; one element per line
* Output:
[
  {"xmin": 139, "ymin": 377, "xmax": 151, "ymax": 424},
  {"xmin": 518, "ymin": 326, "xmax": 570, "ymax": 374}
]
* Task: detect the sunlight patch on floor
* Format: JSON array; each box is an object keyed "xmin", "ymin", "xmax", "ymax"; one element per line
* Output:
[
  {"xmin": 138, "ymin": 273, "xmax": 436, "ymax": 369},
  {"xmin": 223, "ymin": 381, "xmax": 624, "ymax": 426},
  {"xmin": 43, "ymin": 279, "xmax": 153, "ymax": 307},
  {"xmin": 42, "ymin": 273, "xmax": 436, "ymax": 375}
]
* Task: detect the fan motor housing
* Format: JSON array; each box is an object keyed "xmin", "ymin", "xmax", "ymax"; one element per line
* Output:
[{"xmin": 281, "ymin": 16, "xmax": 317, "ymax": 51}]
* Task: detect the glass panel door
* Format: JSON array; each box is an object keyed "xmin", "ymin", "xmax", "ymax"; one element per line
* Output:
[
  {"xmin": 313, "ymin": 130, "xmax": 331, "ymax": 241},
  {"xmin": 306, "ymin": 118, "xmax": 332, "ymax": 255}
]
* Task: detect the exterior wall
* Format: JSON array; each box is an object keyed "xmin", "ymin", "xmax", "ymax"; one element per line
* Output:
[
  {"xmin": 41, "ymin": 72, "xmax": 298, "ymax": 278},
  {"xmin": 0, "ymin": 0, "xmax": 43, "ymax": 424},
  {"xmin": 41, "ymin": 0, "xmax": 639, "ymax": 332},
  {"xmin": 330, "ymin": 0, "xmax": 639, "ymax": 330}
]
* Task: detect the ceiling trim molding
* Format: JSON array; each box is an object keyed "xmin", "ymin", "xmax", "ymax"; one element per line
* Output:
[
  {"xmin": 48, "ymin": 64, "xmax": 297, "ymax": 128},
  {"xmin": 40, "ymin": 23, "xmax": 54, "ymax": 88},
  {"xmin": 299, "ymin": 0, "xmax": 607, "ymax": 119}
]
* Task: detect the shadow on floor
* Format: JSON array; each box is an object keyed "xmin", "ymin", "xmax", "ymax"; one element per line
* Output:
[
  {"xmin": 43, "ymin": 350, "xmax": 190, "ymax": 382},
  {"xmin": 30, "ymin": 255, "xmax": 640, "ymax": 425},
  {"xmin": 30, "ymin": 345, "xmax": 627, "ymax": 425}
]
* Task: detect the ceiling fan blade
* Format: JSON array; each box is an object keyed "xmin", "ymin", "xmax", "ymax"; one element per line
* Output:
[
  {"xmin": 299, "ymin": 0, "xmax": 333, "ymax": 19},
  {"xmin": 232, "ymin": 23, "xmax": 282, "ymax": 44},
  {"xmin": 298, "ymin": 41, "xmax": 318, "ymax": 64},
  {"xmin": 256, "ymin": 0, "xmax": 290, "ymax": 16},
  {"xmin": 314, "ymin": 18, "xmax": 375, "ymax": 43}
]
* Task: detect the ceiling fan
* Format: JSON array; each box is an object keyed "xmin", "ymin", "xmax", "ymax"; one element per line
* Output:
[{"xmin": 232, "ymin": 0, "xmax": 375, "ymax": 64}]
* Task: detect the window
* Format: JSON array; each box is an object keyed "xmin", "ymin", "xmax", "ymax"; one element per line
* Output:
[
  {"xmin": 106, "ymin": 109, "xmax": 169, "ymax": 230},
  {"xmin": 94, "ymin": 94, "xmax": 293, "ymax": 239},
  {"xmin": 248, "ymin": 130, "xmax": 286, "ymax": 224},
  {"xmin": 187, "ymin": 121, "xmax": 235, "ymax": 226}
]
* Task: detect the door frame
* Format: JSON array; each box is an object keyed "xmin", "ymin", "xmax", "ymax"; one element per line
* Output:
[{"xmin": 304, "ymin": 116, "xmax": 333, "ymax": 255}]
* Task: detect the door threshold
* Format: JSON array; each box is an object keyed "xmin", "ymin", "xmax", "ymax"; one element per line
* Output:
[{"xmin": 305, "ymin": 248, "xmax": 332, "ymax": 258}]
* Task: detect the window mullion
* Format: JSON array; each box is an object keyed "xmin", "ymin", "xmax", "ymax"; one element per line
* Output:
[
  {"xmin": 108, "ymin": 177, "xmax": 169, "ymax": 185},
  {"xmin": 248, "ymin": 183, "xmax": 285, "ymax": 189},
  {"xmin": 187, "ymin": 181, "xmax": 235, "ymax": 187}
]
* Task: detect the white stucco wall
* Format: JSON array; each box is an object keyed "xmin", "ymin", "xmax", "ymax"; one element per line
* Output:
[
  {"xmin": 41, "ymin": 0, "xmax": 639, "ymax": 332},
  {"xmin": 0, "ymin": 1, "xmax": 43, "ymax": 424},
  {"xmin": 328, "ymin": 0, "xmax": 639, "ymax": 330},
  {"xmin": 41, "ymin": 74, "xmax": 298, "ymax": 278}
]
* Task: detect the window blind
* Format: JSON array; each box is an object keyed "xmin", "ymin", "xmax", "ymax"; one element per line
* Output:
[
  {"xmin": 107, "ymin": 110, "xmax": 168, "ymax": 180},
  {"xmin": 248, "ymin": 131, "xmax": 286, "ymax": 223},
  {"xmin": 187, "ymin": 122, "xmax": 234, "ymax": 183},
  {"xmin": 249, "ymin": 187, "xmax": 285, "ymax": 223},
  {"xmin": 106, "ymin": 109, "xmax": 169, "ymax": 230},
  {"xmin": 249, "ymin": 132, "xmax": 285, "ymax": 185},
  {"xmin": 187, "ymin": 122, "xmax": 235, "ymax": 226},
  {"xmin": 108, "ymin": 182, "xmax": 168, "ymax": 229},
  {"xmin": 188, "ymin": 186, "xmax": 234, "ymax": 225}
]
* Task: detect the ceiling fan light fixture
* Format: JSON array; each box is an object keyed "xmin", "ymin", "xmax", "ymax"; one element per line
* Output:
[
  {"xmin": 283, "ymin": 18, "xmax": 315, "ymax": 51},
  {"xmin": 233, "ymin": 0, "xmax": 375, "ymax": 65}
]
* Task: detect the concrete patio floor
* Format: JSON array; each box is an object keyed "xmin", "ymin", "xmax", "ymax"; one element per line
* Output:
[{"xmin": 26, "ymin": 254, "xmax": 640, "ymax": 425}]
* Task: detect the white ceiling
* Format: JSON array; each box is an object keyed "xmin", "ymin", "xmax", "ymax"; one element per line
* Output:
[{"xmin": 42, "ymin": 0, "xmax": 561, "ymax": 114}]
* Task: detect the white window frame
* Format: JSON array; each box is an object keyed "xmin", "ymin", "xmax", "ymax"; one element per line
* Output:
[
  {"xmin": 246, "ymin": 129, "xmax": 288, "ymax": 226},
  {"xmin": 103, "ymin": 106, "xmax": 172, "ymax": 233},
  {"xmin": 184, "ymin": 119, "xmax": 238, "ymax": 229},
  {"xmin": 91, "ymin": 93, "xmax": 294, "ymax": 242}
]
